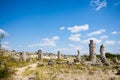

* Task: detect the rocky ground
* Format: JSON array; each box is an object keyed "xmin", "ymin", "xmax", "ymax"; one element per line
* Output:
[{"xmin": 12, "ymin": 61, "xmax": 120, "ymax": 80}]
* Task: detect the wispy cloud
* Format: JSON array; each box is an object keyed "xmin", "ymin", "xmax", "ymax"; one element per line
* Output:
[
  {"xmin": 51, "ymin": 36, "xmax": 60, "ymax": 40},
  {"xmin": 118, "ymin": 41, "xmax": 120, "ymax": 44},
  {"xmin": 90, "ymin": 0, "xmax": 107, "ymax": 11},
  {"xmin": 0, "ymin": 29, "xmax": 8, "ymax": 35},
  {"xmin": 60, "ymin": 27, "xmax": 65, "ymax": 30},
  {"xmin": 57, "ymin": 45, "xmax": 82, "ymax": 54},
  {"xmin": 68, "ymin": 44, "xmax": 75, "ymax": 47},
  {"xmin": 88, "ymin": 29, "xmax": 105, "ymax": 36},
  {"xmin": 67, "ymin": 24, "xmax": 89, "ymax": 33},
  {"xmin": 17, "ymin": 45, "xmax": 23, "ymax": 48},
  {"xmin": 104, "ymin": 40, "xmax": 116, "ymax": 46},
  {"xmin": 100, "ymin": 35, "xmax": 108, "ymax": 39},
  {"xmin": 111, "ymin": 31, "xmax": 120, "ymax": 35},
  {"xmin": 1, "ymin": 41, "xmax": 10, "ymax": 49},
  {"xmin": 82, "ymin": 38, "xmax": 101, "ymax": 44},
  {"xmin": 68, "ymin": 34, "xmax": 81, "ymax": 42},
  {"xmin": 28, "ymin": 36, "xmax": 60, "ymax": 47}
]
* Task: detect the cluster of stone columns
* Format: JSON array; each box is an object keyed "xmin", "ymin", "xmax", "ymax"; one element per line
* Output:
[{"xmin": 89, "ymin": 40, "xmax": 108, "ymax": 65}]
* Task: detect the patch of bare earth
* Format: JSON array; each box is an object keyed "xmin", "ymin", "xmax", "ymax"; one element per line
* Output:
[{"xmin": 13, "ymin": 63, "xmax": 37, "ymax": 80}]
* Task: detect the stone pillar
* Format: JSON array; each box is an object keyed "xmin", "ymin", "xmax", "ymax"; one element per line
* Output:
[
  {"xmin": 37, "ymin": 50, "xmax": 43, "ymax": 61},
  {"xmin": 57, "ymin": 51, "xmax": 61, "ymax": 59},
  {"xmin": 89, "ymin": 40, "xmax": 96, "ymax": 63},
  {"xmin": 113, "ymin": 57, "xmax": 118, "ymax": 63},
  {"xmin": 76, "ymin": 50, "xmax": 80, "ymax": 60},
  {"xmin": 100, "ymin": 44, "xmax": 107, "ymax": 63},
  {"xmin": 28, "ymin": 54, "xmax": 33, "ymax": 62},
  {"xmin": 74, "ymin": 50, "xmax": 81, "ymax": 62},
  {"xmin": 20, "ymin": 51, "xmax": 26, "ymax": 62}
]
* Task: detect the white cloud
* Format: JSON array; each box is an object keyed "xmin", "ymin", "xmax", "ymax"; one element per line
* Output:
[
  {"xmin": 57, "ymin": 46, "xmax": 82, "ymax": 54},
  {"xmin": 104, "ymin": 40, "xmax": 116, "ymax": 46},
  {"xmin": 1, "ymin": 41, "xmax": 10, "ymax": 49},
  {"xmin": 68, "ymin": 34, "xmax": 81, "ymax": 42},
  {"xmin": 111, "ymin": 31, "xmax": 120, "ymax": 35},
  {"xmin": 68, "ymin": 44, "xmax": 75, "ymax": 47},
  {"xmin": 60, "ymin": 27, "xmax": 65, "ymax": 30},
  {"xmin": 88, "ymin": 29, "xmax": 105, "ymax": 36},
  {"xmin": 118, "ymin": 48, "xmax": 120, "ymax": 52},
  {"xmin": 100, "ymin": 35, "xmax": 108, "ymax": 39},
  {"xmin": 118, "ymin": 41, "xmax": 120, "ymax": 44},
  {"xmin": 28, "ymin": 36, "xmax": 60, "ymax": 48},
  {"xmin": 82, "ymin": 38, "xmax": 101, "ymax": 44},
  {"xmin": 17, "ymin": 45, "xmax": 23, "ymax": 47},
  {"xmin": 1, "ymin": 42, "xmax": 9, "ymax": 45},
  {"xmin": 0, "ymin": 29, "xmax": 8, "ymax": 35},
  {"xmin": 90, "ymin": 0, "xmax": 107, "ymax": 11},
  {"xmin": 52, "ymin": 36, "xmax": 60, "ymax": 40},
  {"xmin": 111, "ymin": 31, "xmax": 117, "ymax": 34},
  {"xmin": 67, "ymin": 24, "xmax": 89, "ymax": 33}
]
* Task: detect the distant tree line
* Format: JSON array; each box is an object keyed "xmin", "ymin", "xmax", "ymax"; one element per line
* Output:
[
  {"xmin": 105, "ymin": 52, "xmax": 120, "ymax": 60},
  {"xmin": 96, "ymin": 52, "xmax": 120, "ymax": 60}
]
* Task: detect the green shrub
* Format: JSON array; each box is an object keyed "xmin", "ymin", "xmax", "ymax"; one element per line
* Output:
[
  {"xmin": 82, "ymin": 55, "xmax": 91, "ymax": 61},
  {"xmin": 0, "ymin": 66, "xmax": 15, "ymax": 78},
  {"xmin": 105, "ymin": 52, "xmax": 120, "ymax": 60}
]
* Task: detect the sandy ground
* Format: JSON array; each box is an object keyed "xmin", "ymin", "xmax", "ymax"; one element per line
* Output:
[{"xmin": 13, "ymin": 63, "xmax": 37, "ymax": 80}]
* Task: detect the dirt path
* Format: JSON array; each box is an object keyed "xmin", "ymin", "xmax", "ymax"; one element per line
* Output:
[{"xmin": 14, "ymin": 63, "xmax": 37, "ymax": 80}]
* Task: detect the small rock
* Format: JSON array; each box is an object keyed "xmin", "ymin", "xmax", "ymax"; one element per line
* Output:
[
  {"xmin": 116, "ymin": 68, "xmax": 120, "ymax": 75},
  {"xmin": 48, "ymin": 62, "xmax": 54, "ymax": 65},
  {"xmin": 37, "ymin": 62, "xmax": 45, "ymax": 66},
  {"xmin": 48, "ymin": 59, "xmax": 55, "ymax": 63},
  {"xmin": 74, "ymin": 59, "xmax": 80, "ymax": 63},
  {"xmin": 1, "ymin": 60, "xmax": 6, "ymax": 65},
  {"xmin": 67, "ymin": 60, "xmax": 73, "ymax": 65},
  {"xmin": 48, "ymin": 59, "xmax": 55, "ymax": 65}
]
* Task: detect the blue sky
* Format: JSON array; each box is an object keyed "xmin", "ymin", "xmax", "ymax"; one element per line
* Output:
[{"xmin": 0, "ymin": 0, "xmax": 120, "ymax": 54}]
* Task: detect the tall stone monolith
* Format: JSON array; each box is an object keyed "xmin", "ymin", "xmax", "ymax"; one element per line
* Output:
[
  {"xmin": 113, "ymin": 57, "xmax": 118, "ymax": 63},
  {"xmin": 37, "ymin": 50, "xmax": 43, "ymax": 61},
  {"xmin": 20, "ymin": 51, "xmax": 26, "ymax": 62},
  {"xmin": 89, "ymin": 40, "xmax": 96, "ymax": 63},
  {"xmin": 74, "ymin": 50, "xmax": 81, "ymax": 62},
  {"xmin": 76, "ymin": 50, "xmax": 80, "ymax": 60},
  {"xmin": 100, "ymin": 44, "xmax": 107, "ymax": 64},
  {"xmin": 57, "ymin": 51, "xmax": 61, "ymax": 59}
]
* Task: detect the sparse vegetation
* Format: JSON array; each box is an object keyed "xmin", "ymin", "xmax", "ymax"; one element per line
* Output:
[
  {"xmin": 105, "ymin": 52, "xmax": 120, "ymax": 60},
  {"xmin": 0, "ymin": 49, "xmax": 120, "ymax": 80}
]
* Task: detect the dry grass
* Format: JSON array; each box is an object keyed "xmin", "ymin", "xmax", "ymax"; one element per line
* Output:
[{"xmin": 21, "ymin": 62, "xmax": 120, "ymax": 80}]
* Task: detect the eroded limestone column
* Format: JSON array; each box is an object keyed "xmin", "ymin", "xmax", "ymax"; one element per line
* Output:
[
  {"xmin": 89, "ymin": 40, "xmax": 96, "ymax": 63},
  {"xmin": 76, "ymin": 50, "xmax": 80, "ymax": 60},
  {"xmin": 57, "ymin": 51, "xmax": 61, "ymax": 59},
  {"xmin": 113, "ymin": 57, "xmax": 118, "ymax": 63},
  {"xmin": 20, "ymin": 51, "xmax": 26, "ymax": 62},
  {"xmin": 37, "ymin": 50, "xmax": 43, "ymax": 61},
  {"xmin": 100, "ymin": 44, "xmax": 107, "ymax": 63}
]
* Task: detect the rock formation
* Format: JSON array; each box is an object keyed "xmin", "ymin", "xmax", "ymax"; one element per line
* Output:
[
  {"xmin": 57, "ymin": 51, "xmax": 61, "ymax": 59},
  {"xmin": 89, "ymin": 40, "xmax": 96, "ymax": 63},
  {"xmin": 113, "ymin": 57, "xmax": 118, "ymax": 63},
  {"xmin": 100, "ymin": 44, "xmax": 109, "ymax": 65},
  {"xmin": 37, "ymin": 50, "xmax": 43, "ymax": 61},
  {"xmin": 74, "ymin": 50, "xmax": 81, "ymax": 62},
  {"xmin": 20, "ymin": 51, "xmax": 26, "ymax": 62}
]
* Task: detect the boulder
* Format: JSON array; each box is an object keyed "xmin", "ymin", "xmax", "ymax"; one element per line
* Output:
[{"xmin": 37, "ymin": 62, "xmax": 45, "ymax": 66}]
